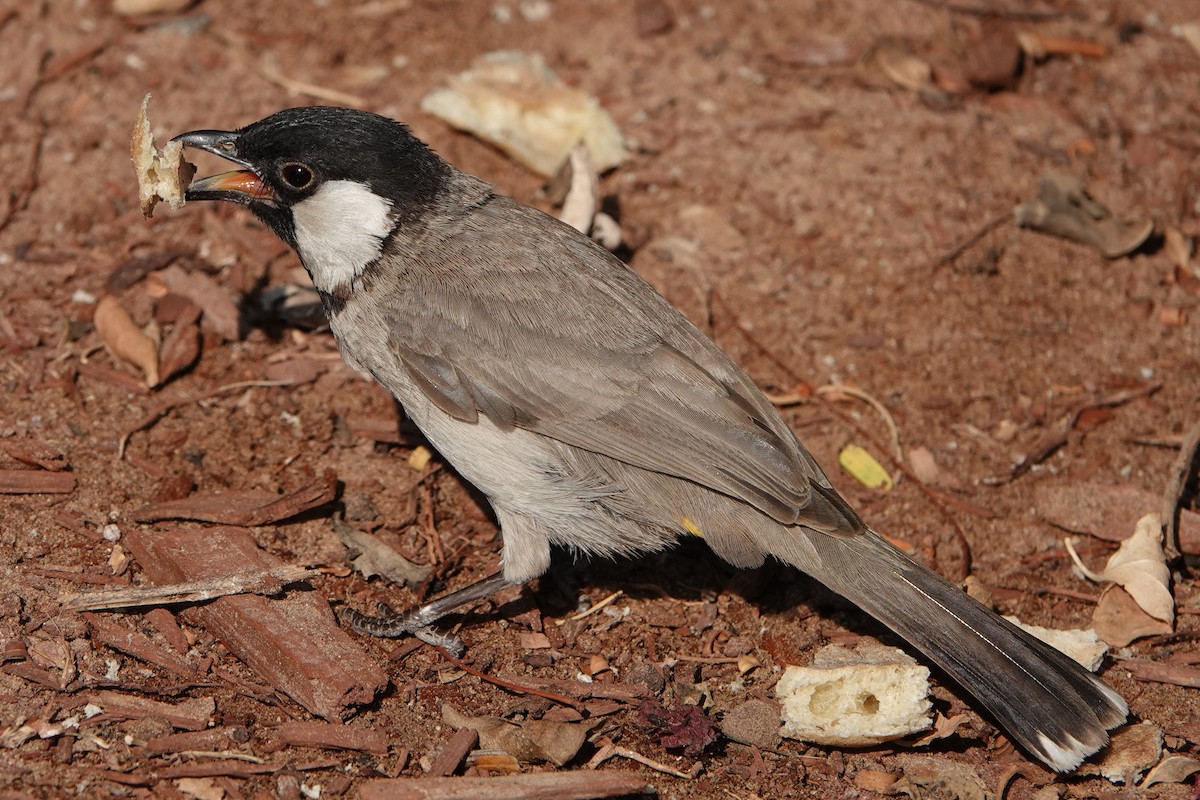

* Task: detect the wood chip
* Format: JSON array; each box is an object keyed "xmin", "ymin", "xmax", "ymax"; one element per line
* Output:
[
  {"xmin": 145, "ymin": 729, "xmax": 240, "ymax": 756},
  {"xmin": 83, "ymin": 613, "xmax": 200, "ymax": 679},
  {"xmin": 360, "ymin": 771, "xmax": 652, "ymax": 800},
  {"xmin": 1121, "ymin": 658, "xmax": 1200, "ymax": 689},
  {"xmin": 0, "ymin": 440, "xmax": 68, "ymax": 471},
  {"xmin": 427, "ymin": 727, "xmax": 479, "ymax": 777},
  {"xmin": 274, "ymin": 720, "xmax": 389, "ymax": 754},
  {"xmin": 123, "ymin": 526, "xmax": 387, "ymax": 720},
  {"xmin": 87, "ymin": 690, "xmax": 214, "ymax": 731},
  {"xmin": 131, "ymin": 472, "xmax": 337, "ymax": 525},
  {"xmin": 0, "ymin": 469, "xmax": 76, "ymax": 495},
  {"xmin": 68, "ymin": 565, "xmax": 319, "ymax": 611}
]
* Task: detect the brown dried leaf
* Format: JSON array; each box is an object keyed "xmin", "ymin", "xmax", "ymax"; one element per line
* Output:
[
  {"xmin": 907, "ymin": 446, "xmax": 940, "ymax": 484},
  {"xmin": 157, "ymin": 265, "xmax": 241, "ymax": 341},
  {"xmin": 874, "ymin": 41, "xmax": 933, "ymax": 91},
  {"xmin": 1092, "ymin": 585, "xmax": 1172, "ymax": 647},
  {"xmin": 1164, "ymin": 224, "xmax": 1194, "ymax": 271},
  {"xmin": 442, "ymin": 704, "xmax": 591, "ymax": 766},
  {"xmin": 94, "ymin": 295, "xmax": 160, "ymax": 388},
  {"xmin": 1014, "ymin": 172, "xmax": 1153, "ymax": 259},
  {"xmin": 337, "ymin": 526, "xmax": 429, "ymax": 588},
  {"xmin": 1142, "ymin": 754, "xmax": 1200, "ymax": 787},
  {"xmin": 158, "ymin": 312, "xmax": 202, "ymax": 385},
  {"xmin": 264, "ymin": 358, "xmax": 327, "ymax": 386},
  {"xmin": 1067, "ymin": 513, "xmax": 1173, "ymax": 625}
]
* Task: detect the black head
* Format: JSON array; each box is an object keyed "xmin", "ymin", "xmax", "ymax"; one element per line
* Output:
[{"xmin": 173, "ymin": 106, "xmax": 451, "ymax": 249}]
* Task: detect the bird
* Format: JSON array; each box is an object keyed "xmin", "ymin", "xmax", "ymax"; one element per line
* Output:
[{"xmin": 171, "ymin": 106, "xmax": 1126, "ymax": 771}]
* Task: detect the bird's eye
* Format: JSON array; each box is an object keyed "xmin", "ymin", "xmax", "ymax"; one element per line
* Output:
[{"xmin": 280, "ymin": 163, "xmax": 314, "ymax": 190}]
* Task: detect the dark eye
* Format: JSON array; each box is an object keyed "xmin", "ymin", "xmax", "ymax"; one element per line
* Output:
[{"xmin": 280, "ymin": 163, "xmax": 314, "ymax": 190}]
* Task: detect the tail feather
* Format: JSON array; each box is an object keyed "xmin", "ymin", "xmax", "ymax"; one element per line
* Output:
[{"xmin": 770, "ymin": 528, "xmax": 1127, "ymax": 771}]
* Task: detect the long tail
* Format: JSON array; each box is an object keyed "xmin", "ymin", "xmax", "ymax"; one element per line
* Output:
[{"xmin": 770, "ymin": 528, "xmax": 1128, "ymax": 771}]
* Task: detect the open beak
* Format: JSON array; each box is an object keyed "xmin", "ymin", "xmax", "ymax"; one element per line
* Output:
[{"xmin": 171, "ymin": 129, "xmax": 277, "ymax": 205}]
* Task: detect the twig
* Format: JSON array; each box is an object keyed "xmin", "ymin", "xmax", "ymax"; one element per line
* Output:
[
  {"xmin": 1004, "ymin": 383, "xmax": 1161, "ymax": 482},
  {"xmin": 557, "ymin": 590, "xmax": 623, "ymax": 624},
  {"xmin": 118, "ymin": 379, "xmax": 297, "ymax": 457},
  {"xmin": 930, "ymin": 211, "xmax": 1012, "ymax": 270},
  {"xmin": 584, "ymin": 737, "xmax": 702, "ymax": 779},
  {"xmin": 904, "ymin": 0, "xmax": 1079, "ymax": 21},
  {"xmin": 1162, "ymin": 418, "xmax": 1200, "ymax": 562},
  {"xmin": 1035, "ymin": 586, "xmax": 1100, "ymax": 605},
  {"xmin": 433, "ymin": 646, "xmax": 583, "ymax": 709},
  {"xmin": 166, "ymin": 750, "xmax": 267, "ymax": 765},
  {"xmin": 256, "ymin": 52, "xmax": 368, "ymax": 107},
  {"xmin": 816, "ymin": 384, "xmax": 903, "ymax": 462},
  {"xmin": 62, "ymin": 566, "xmax": 319, "ymax": 611},
  {"xmin": 709, "ymin": 290, "xmax": 805, "ymax": 385}
]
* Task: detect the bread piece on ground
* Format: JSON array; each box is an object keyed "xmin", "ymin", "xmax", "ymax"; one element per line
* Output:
[{"xmin": 776, "ymin": 642, "xmax": 932, "ymax": 746}]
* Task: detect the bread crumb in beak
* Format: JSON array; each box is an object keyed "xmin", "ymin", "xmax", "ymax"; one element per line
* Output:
[{"xmin": 131, "ymin": 93, "xmax": 196, "ymax": 218}]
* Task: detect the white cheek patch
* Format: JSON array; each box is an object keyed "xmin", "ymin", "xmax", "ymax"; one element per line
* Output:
[{"xmin": 292, "ymin": 180, "xmax": 394, "ymax": 293}]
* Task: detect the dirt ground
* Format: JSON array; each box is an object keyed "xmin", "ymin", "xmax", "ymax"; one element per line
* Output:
[{"xmin": 2, "ymin": 0, "xmax": 1199, "ymax": 798}]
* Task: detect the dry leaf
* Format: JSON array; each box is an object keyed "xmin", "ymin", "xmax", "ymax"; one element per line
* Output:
[
  {"xmin": 1092, "ymin": 585, "xmax": 1172, "ymax": 647},
  {"xmin": 892, "ymin": 756, "xmax": 988, "ymax": 800},
  {"xmin": 1066, "ymin": 512, "xmax": 1173, "ymax": 625},
  {"xmin": 94, "ymin": 295, "xmax": 160, "ymax": 388},
  {"xmin": 1079, "ymin": 722, "xmax": 1162, "ymax": 785},
  {"xmin": 442, "ymin": 704, "xmax": 591, "ymax": 766},
  {"xmin": 338, "ymin": 526, "xmax": 429, "ymax": 588},
  {"xmin": 874, "ymin": 41, "xmax": 933, "ymax": 91},
  {"xmin": 838, "ymin": 444, "xmax": 893, "ymax": 491},
  {"xmin": 1163, "ymin": 224, "xmax": 1194, "ymax": 271},
  {"xmin": 174, "ymin": 777, "xmax": 225, "ymax": 800},
  {"xmin": 157, "ymin": 309, "xmax": 202, "ymax": 385},
  {"xmin": 1141, "ymin": 754, "xmax": 1200, "ymax": 787},
  {"xmin": 908, "ymin": 712, "xmax": 971, "ymax": 747}
]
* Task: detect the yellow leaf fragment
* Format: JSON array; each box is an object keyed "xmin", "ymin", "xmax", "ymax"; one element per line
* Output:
[
  {"xmin": 1066, "ymin": 512, "xmax": 1173, "ymax": 625},
  {"xmin": 407, "ymin": 445, "xmax": 433, "ymax": 472},
  {"xmin": 838, "ymin": 444, "xmax": 893, "ymax": 491}
]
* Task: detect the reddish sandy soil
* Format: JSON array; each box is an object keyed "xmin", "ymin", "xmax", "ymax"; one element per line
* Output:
[{"xmin": 2, "ymin": 1, "xmax": 1199, "ymax": 798}]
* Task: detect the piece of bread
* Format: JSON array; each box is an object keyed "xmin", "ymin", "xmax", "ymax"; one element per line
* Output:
[
  {"xmin": 131, "ymin": 94, "xmax": 195, "ymax": 218},
  {"xmin": 776, "ymin": 642, "xmax": 932, "ymax": 746}
]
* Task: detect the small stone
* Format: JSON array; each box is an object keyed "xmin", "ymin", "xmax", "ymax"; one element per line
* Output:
[{"xmin": 720, "ymin": 698, "xmax": 781, "ymax": 750}]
